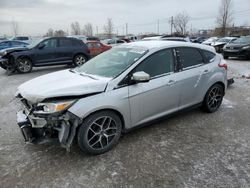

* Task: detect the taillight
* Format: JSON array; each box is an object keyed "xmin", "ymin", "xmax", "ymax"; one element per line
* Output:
[{"xmin": 218, "ymin": 59, "xmax": 228, "ymax": 70}]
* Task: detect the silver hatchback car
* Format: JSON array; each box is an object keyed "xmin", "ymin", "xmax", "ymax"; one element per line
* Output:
[{"xmin": 16, "ymin": 41, "xmax": 227, "ymax": 155}]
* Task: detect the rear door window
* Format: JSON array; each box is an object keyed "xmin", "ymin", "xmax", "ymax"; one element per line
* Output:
[
  {"xmin": 59, "ymin": 38, "xmax": 72, "ymax": 47},
  {"xmin": 177, "ymin": 47, "xmax": 204, "ymax": 69}
]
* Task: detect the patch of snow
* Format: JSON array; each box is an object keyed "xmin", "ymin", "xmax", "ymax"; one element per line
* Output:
[{"xmin": 222, "ymin": 98, "xmax": 234, "ymax": 109}]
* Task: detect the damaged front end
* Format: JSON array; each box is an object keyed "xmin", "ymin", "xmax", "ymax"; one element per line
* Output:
[{"xmin": 16, "ymin": 95, "xmax": 81, "ymax": 151}]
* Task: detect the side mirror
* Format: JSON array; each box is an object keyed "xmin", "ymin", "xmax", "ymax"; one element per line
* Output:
[
  {"xmin": 131, "ymin": 71, "xmax": 150, "ymax": 83},
  {"xmin": 38, "ymin": 43, "xmax": 45, "ymax": 49}
]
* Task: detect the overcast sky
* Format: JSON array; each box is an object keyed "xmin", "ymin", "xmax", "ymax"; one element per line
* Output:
[{"xmin": 0, "ymin": 0, "xmax": 250, "ymax": 36}]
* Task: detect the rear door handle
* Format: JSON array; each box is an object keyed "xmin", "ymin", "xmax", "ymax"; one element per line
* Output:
[{"xmin": 167, "ymin": 80, "xmax": 176, "ymax": 86}]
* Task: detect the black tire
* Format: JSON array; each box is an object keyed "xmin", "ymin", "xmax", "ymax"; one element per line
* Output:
[
  {"xmin": 0, "ymin": 62, "xmax": 7, "ymax": 70},
  {"xmin": 77, "ymin": 111, "xmax": 122, "ymax": 155},
  {"xmin": 223, "ymin": 55, "xmax": 229, "ymax": 59},
  {"xmin": 16, "ymin": 57, "xmax": 33, "ymax": 73},
  {"xmin": 202, "ymin": 84, "xmax": 224, "ymax": 113},
  {"xmin": 73, "ymin": 54, "xmax": 87, "ymax": 67}
]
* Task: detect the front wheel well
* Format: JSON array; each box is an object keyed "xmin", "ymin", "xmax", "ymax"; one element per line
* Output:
[{"xmin": 81, "ymin": 109, "xmax": 125, "ymax": 131}]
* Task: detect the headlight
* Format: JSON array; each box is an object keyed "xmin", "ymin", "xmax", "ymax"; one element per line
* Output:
[
  {"xmin": 242, "ymin": 45, "xmax": 250, "ymax": 50},
  {"xmin": 35, "ymin": 100, "xmax": 76, "ymax": 114}
]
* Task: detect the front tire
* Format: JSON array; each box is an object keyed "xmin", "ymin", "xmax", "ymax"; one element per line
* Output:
[
  {"xmin": 77, "ymin": 111, "xmax": 122, "ymax": 155},
  {"xmin": 202, "ymin": 84, "xmax": 224, "ymax": 113},
  {"xmin": 73, "ymin": 54, "xmax": 87, "ymax": 67},
  {"xmin": 16, "ymin": 57, "xmax": 33, "ymax": 73}
]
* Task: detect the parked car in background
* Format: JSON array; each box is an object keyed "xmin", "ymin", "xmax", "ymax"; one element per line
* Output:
[
  {"xmin": 102, "ymin": 38, "xmax": 127, "ymax": 46},
  {"xmin": 15, "ymin": 41, "xmax": 227, "ymax": 155},
  {"xmin": 223, "ymin": 36, "xmax": 250, "ymax": 59},
  {"xmin": 69, "ymin": 36, "xmax": 100, "ymax": 43},
  {"xmin": 211, "ymin": 37, "xmax": 237, "ymax": 53},
  {"xmin": 141, "ymin": 36, "xmax": 162, "ymax": 41},
  {"xmin": 161, "ymin": 37, "xmax": 190, "ymax": 42},
  {"xmin": 125, "ymin": 35, "xmax": 138, "ymax": 41},
  {"xmin": 0, "ymin": 37, "xmax": 90, "ymax": 73},
  {"xmin": 12, "ymin": 36, "xmax": 31, "ymax": 43},
  {"xmin": 0, "ymin": 40, "xmax": 28, "ymax": 50},
  {"xmin": 86, "ymin": 41, "xmax": 112, "ymax": 57},
  {"xmin": 202, "ymin": 37, "xmax": 219, "ymax": 45},
  {"xmin": 191, "ymin": 37, "xmax": 206, "ymax": 43},
  {"xmin": 0, "ymin": 36, "xmax": 7, "ymax": 42},
  {"xmin": 68, "ymin": 35, "xmax": 87, "ymax": 42}
]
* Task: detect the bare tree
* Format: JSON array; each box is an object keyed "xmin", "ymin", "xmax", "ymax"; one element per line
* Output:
[
  {"xmin": 45, "ymin": 28, "xmax": 54, "ymax": 37},
  {"xmin": 71, "ymin": 21, "xmax": 81, "ymax": 35},
  {"xmin": 82, "ymin": 23, "xmax": 93, "ymax": 36},
  {"xmin": 12, "ymin": 21, "xmax": 19, "ymax": 37},
  {"xmin": 103, "ymin": 18, "xmax": 114, "ymax": 39},
  {"xmin": 172, "ymin": 12, "xmax": 190, "ymax": 35},
  {"xmin": 216, "ymin": 0, "xmax": 233, "ymax": 36},
  {"xmin": 54, "ymin": 30, "xmax": 66, "ymax": 37}
]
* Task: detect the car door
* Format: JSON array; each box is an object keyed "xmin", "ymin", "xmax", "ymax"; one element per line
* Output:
[
  {"xmin": 174, "ymin": 47, "xmax": 208, "ymax": 109},
  {"xmin": 86, "ymin": 42, "xmax": 96, "ymax": 56},
  {"xmin": 56, "ymin": 38, "xmax": 74, "ymax": 63},
  {"xmin": 128, "ymin": 48, "xmax": 181, "ymax": 126},
  {"xmin": 33, "ymin": 38, "xmax": 58, "ymax": 65},
  {"xmin": 94, "ymin": 42, "xmax": 103, "ymax": 55}
]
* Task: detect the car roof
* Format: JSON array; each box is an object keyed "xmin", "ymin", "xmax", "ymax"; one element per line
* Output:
[{"xmin": 119, "ymin": 41, "xmax": 215, "ymax": 52}]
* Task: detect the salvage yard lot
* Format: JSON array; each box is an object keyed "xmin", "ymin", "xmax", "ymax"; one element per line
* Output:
[{"xmin": 0, "ymin": 59, "xmax": 250, "ymax": 188}]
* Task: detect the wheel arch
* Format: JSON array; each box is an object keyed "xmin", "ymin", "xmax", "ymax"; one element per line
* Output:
[
  {"xmin": 80, "ymin": 108, "xmax": 126, "ymax": 131},
  {"xmin": 203, "ymin": 81, "xmax": 226, "ymax": 101}
]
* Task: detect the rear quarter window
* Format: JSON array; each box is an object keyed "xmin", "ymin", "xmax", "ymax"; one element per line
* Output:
[{"xmin": 203, "ymin": 50, "xmax": 216, "ymax": 62}]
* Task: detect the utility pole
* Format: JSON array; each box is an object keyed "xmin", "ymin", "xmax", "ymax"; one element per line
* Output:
[
  {"xmin": 96, "ymin": 26, "xmax": 98, "ymax": 36},
  {"xmin": 125, "ymin": 23, "xmax": 128, "ymax": 36},
  {"xmin": 157, "ymin": 19, "xmax": 160, "ymax": 34},
  {"xmin": 170, "ymin": 16, "xmax": 173, "ymax": 35}
]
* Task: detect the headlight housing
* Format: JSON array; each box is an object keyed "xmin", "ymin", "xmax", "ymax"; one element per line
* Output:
[
  {"xmin": 242, "ymin": 45, "xmax": 250, "ymax": 50},
  {"xmin": 34, "ymin": 100, "xmax": 76, "ymax": 114}
]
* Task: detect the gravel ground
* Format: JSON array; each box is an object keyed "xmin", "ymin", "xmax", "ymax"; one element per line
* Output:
[{"xmin": 0, "ymin": 59, "xmax": 250, "ymax": 188}]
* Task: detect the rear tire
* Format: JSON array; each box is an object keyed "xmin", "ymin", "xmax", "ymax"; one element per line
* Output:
[
  {"xmin": 202, "ymin": 84, "xmax": 224, "ymax": 113},
  {"xmin": 77, "ymin": 111, "xmax": 122, "ymax": 155},
  {"xmin": 16, "ymin": 57, "xmax": 33, "ymax": 73},
  {"xmin": 73, "ymin": 54, "xmax": 87, "ymax": 67}
]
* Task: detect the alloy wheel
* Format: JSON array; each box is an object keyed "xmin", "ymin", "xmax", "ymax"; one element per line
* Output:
[
  {"xmin": 18, "ymin": 59, "xmax": 31, "ymax": 72},
  {"xmin": 87, "ymin": 116, "xmax": 118, "ymax": 150},
  {"xmin": 207, "ymin": 86, "xmax": 223, "ymax": 110},
  {"xmin": 75, "ymin": 55, "xmax": 86, "ymax": 66}
]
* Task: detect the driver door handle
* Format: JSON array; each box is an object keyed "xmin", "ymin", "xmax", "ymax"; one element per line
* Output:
[{"xmin": 167, "ymin": 80, "xmax": 176, "ymax": 86}]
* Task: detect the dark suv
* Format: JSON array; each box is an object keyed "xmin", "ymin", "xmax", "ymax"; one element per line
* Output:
[{"xmin": 0, "ymin": 37, "xmax": 90, "ymax": 73}]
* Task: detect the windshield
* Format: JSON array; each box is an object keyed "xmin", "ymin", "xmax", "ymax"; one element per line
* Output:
[
  {"xmin": 27, "ymin": 38, "xmax": 44, "ymax": 48},
  {"xmin": 232, "ymin": 37, "xmax": 250, "ymax": 44},
  {"xmin": 75, "ymin": 47, "xmax": 147, "ymax": 78}
]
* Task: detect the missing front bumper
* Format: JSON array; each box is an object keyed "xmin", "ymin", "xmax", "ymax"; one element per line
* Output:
[{"xmin": 16, "ymin": 110, "xmax": 80, "ymax": 151}]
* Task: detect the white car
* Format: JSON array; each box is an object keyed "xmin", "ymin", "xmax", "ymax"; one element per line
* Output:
[
  {"xmin": 202, "ymin": 37, "xmax": 219, "ymax": 45},
  {"xmin": 16, "ymin": 41, "xmax": 227, "ymax": 155}
]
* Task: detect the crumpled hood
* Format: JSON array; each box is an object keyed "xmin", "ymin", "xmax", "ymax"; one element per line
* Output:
[
  {"xmin": 211, "ymin": 41, "xmax": 227, "ymax": 46},
  {"xmin": 0, "ymin": 47, "xmax": 29, "ymax": 56},
  {"xmin": 17, "ymin": 69, "xmax": 111, "ymax": 103}
]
